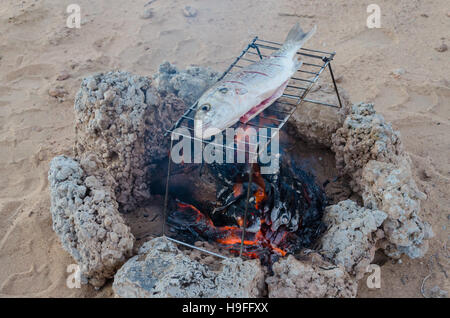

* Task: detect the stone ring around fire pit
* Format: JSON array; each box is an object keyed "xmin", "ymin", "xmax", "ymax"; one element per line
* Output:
[{"xmin": 48, "ymin": 63, "xmax": 432, "ymax": 297}]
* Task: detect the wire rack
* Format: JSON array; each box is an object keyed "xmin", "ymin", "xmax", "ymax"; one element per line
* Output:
[
  {"xmin": 162, "ymin": 36, "xmax": 343, "ymax": 258},
  {"xmin": 165, "ymin": 36, "xmax": 342, "ymax": 156}
]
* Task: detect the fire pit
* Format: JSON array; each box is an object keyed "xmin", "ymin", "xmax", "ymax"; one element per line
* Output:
[{"xmin": 47, "ymin": 40, "xmax": 432, "ymax": 297}]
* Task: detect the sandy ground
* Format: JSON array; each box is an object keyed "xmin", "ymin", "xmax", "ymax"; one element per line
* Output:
[{"xmin": 0, "ymin": 0, "xmax": 448, "ymax": 297}]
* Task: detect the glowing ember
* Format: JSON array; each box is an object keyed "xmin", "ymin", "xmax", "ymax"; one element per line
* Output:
[{"xmin": 167, "ymin": 161, "xmax": 327, "ymax": 264}]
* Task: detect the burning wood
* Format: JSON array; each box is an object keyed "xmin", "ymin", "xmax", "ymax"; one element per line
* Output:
[{"xmin": 167, "ymin": 160, "xmax": 327, "ymax": 264}]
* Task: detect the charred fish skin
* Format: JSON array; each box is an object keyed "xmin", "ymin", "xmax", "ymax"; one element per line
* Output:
[{"xmin": 194, "ymin": 23, "xmax": 317, "ymax": 139}]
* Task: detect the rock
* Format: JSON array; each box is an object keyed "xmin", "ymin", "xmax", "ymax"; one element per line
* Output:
[
  {"xmin": 361, "ymin": 158, "xmax": 433, "ymax": 259},
  {"xmin": 153, "ymin": 61, "xmax": 218, "ymax": 107},
  {"xmin": 266, "ymin": 254, "xmax": 357, "ymax": 298},
  {"xmin": 435, "ymin": 43, "xmax": 448, "ymax": 53},
  {"xmin": 182, "ymin": 6, "xmax": 197, "ymax": 18},
  {"xmin": 427, "ymin": 286, "xmax": 448, "ymax": 298},
  {"xmin": 140, "ymin": 8, "xmax": 153, "ymax": 19},
  {"xmin": 74, "ymin": 71, "xmax": 186, "ymax": 212},
  {"xmin": 57, "ymin": 71, "xmax": 71, "ymax": 81},
  {"xmin": 112, "ymin": 237, "xmax": 265, "ymax": 298},
  {"xmin": 48, "ymin": 155, "xmax": 134, "ymax": 287},
  {"xmin": 331, "ymin": 102, "xmax": 403, "ymax": 192},
  {"xmin": 330, "ymin": 102, "xmax": 432, "ymax": 260},
  {"xmin": 215, "ymin": 258, "xmax": 266, "ymax": 298},
  {"xmin": 73, "ymin": 64, "xmax": 219, "ymax": 213},
  {"xmin": 391, "ymin": 68, "xmax": 406, "ymax": 78},
  {"xmin": 286, "ymin": 80, "xmax": 351, "ymax": 147},
  {"xmin": 48, "ymin": 86, "xmax": 68, "ymax": 98},
  {"xmin": 319, "ymin": 200, "xmax": 387, "ymax": 279}
]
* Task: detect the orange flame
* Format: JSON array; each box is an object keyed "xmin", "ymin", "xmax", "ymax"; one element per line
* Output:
[{"xmin": 174, "ymin": 163, "xmax": 289, "ymax": 259}]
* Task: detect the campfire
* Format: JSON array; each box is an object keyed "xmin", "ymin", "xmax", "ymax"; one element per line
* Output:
[
  {"xmin": 158, "ymin": 35, "xmax": 343, "ymax": 264},
  {"xmin": 167, "ymin": 159, "xmax": 327, "ymax": 265}
]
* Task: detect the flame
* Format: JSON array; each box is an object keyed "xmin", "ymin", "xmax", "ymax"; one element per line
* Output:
[
  {"xmin": 175, "ymin": 201, "xmax": 287, "ymax": 258},
  {"xmin": 233, "ymin": 183, "xmax": 243, "ymax": 197},
  {"xmin": 252, "ymin": 168, "xmax": 267, "ymax": 209},
  {"xmin": 172, "ymin": 163, "xmax": 292, "ymax": 260}
]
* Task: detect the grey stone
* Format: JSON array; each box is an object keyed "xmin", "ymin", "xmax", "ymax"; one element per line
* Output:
[
  {"xmin": 266, "ymin": 254, "xmax": 357, "ymax": 298},
  {"xmin": 362, "ymin": 158, "xmax": 433, "ymax": 259},
  {"xmin": 153, "ymin": 62, "xmax": 219, "ymax": 107},
  {"xmin": 74, "ymin": 71, "xmax": 186, "ymax": 212},
  {"xmin": 49, "ymin": 155, "xmax": 134, "ymax": 287},
  {"xmin": 287, "ymin": 80, "xmax": 351, "ymax": 147},
  {"xmin": 320, "ymin": 200, "xmax": 387, "ymax": 279},
  {"xmin": 112, "ymin": 237, "xmax": 265, "ymax": 298},
  {"xmin": 331, "ymin": 102, "xmax": 432, "ymax": 260},
  {"xmin": 331, "ymin": 102, "xmax": 403, "ymax": 192},
  {"xmin": 182, "ymin": 6, "xmax": 198, "ymax": 18}
]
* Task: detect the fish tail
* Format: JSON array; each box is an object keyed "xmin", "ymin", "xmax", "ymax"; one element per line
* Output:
[{"xmin": 282, "ymin": 23, "xmax": 317, "ymax": 56}]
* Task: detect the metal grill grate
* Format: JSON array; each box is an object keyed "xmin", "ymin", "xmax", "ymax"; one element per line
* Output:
[
  {"xmin": 165, "ymin": 36, "xmax": 342, "ymax": 156},
  {"xmin": 162, "ymin": 36, "xmax": 343, "ymax": 259}
]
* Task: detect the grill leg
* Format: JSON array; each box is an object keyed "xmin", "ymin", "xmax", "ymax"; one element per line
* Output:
[
  {"xmin": 162, "ymin": 137, "xmax": 174, "ymax": 237},
  {"xmin": 239, "ymin": 162, "xmax": 254, "ymax": 257},
  {"xmin": 328, "ymin": 62, "xmax": 343, "ymax": 109}
]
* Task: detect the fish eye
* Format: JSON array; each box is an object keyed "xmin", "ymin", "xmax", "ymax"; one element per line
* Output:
[{"xmin": 201, "ymin": 103, "xmax": 211, "ymax": 112}]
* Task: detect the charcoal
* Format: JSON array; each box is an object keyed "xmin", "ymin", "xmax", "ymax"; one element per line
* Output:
[{"xmin": 167, "ymin": 157, "xmax": 327, "ymax": 264}]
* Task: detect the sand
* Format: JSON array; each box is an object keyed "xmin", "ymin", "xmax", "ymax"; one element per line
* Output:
[{"xmin": 0, "ymin": 0, "xmax": 448, "ymax": 297}]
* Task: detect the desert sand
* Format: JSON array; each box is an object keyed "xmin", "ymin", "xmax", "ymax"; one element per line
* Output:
[{"xmin": 0, "ymin": 0, "xmax": 448, "ymax": 297}]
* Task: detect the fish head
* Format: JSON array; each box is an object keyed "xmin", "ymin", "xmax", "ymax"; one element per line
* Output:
[{"xmin": 194, "ymin": 85, "xmax": 242, "ymax": 139}]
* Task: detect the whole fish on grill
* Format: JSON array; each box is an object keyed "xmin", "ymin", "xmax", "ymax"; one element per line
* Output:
[{"xmin": 194, "ymin": 22, "xmax": 316, "ymax": 139}]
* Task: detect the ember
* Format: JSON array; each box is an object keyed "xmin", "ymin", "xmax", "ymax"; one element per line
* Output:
[{"xmin": 167, "ymin": 160, "xmax": 327, "ymax": 264}]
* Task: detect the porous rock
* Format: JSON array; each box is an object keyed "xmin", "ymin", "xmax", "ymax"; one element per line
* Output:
[
  {"xmin": 74, "ymin": 71, "xmax": 186, "ymax": 212},
  {"xmin": 361, "ymin": 158, "xmax": 433, "ymax": 259},
  {"xmin": 287, "ymin": 81, "xmax": 351, "ymax": 147},
  {"xmin": 331, "ymin": 102, "xmax": 432, "ymax": 259},
  {"xmin": 112, "ymin": 237, "xmax": 265, "ymax": 298},
  {"xmin": 331, "ymin": 102, "xmax": 403, "ymax": 192},
  {"xmin": 320, "ymin": 200, "xmax": 387, "ymax": 279},
  {"xmin": 49, "ymin": 155, "xmax": 134, "ymax": 287},
  {"xmin": 266, "ymin": 253, "xmax": 357, "ymax": 298},
  {"xmin": 153, "ymin": 61, "xmax": 219, "ymax": 107}
]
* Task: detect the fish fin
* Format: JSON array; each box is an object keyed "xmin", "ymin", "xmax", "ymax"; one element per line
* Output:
[{"xmin": 283, "ymin": 23, "xmax": 317, "ymax": 54}]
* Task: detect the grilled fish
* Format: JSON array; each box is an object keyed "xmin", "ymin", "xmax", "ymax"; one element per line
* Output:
[{"xmin": 194, "ymin": 23, "xmax": 316, "ymax": 139}]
